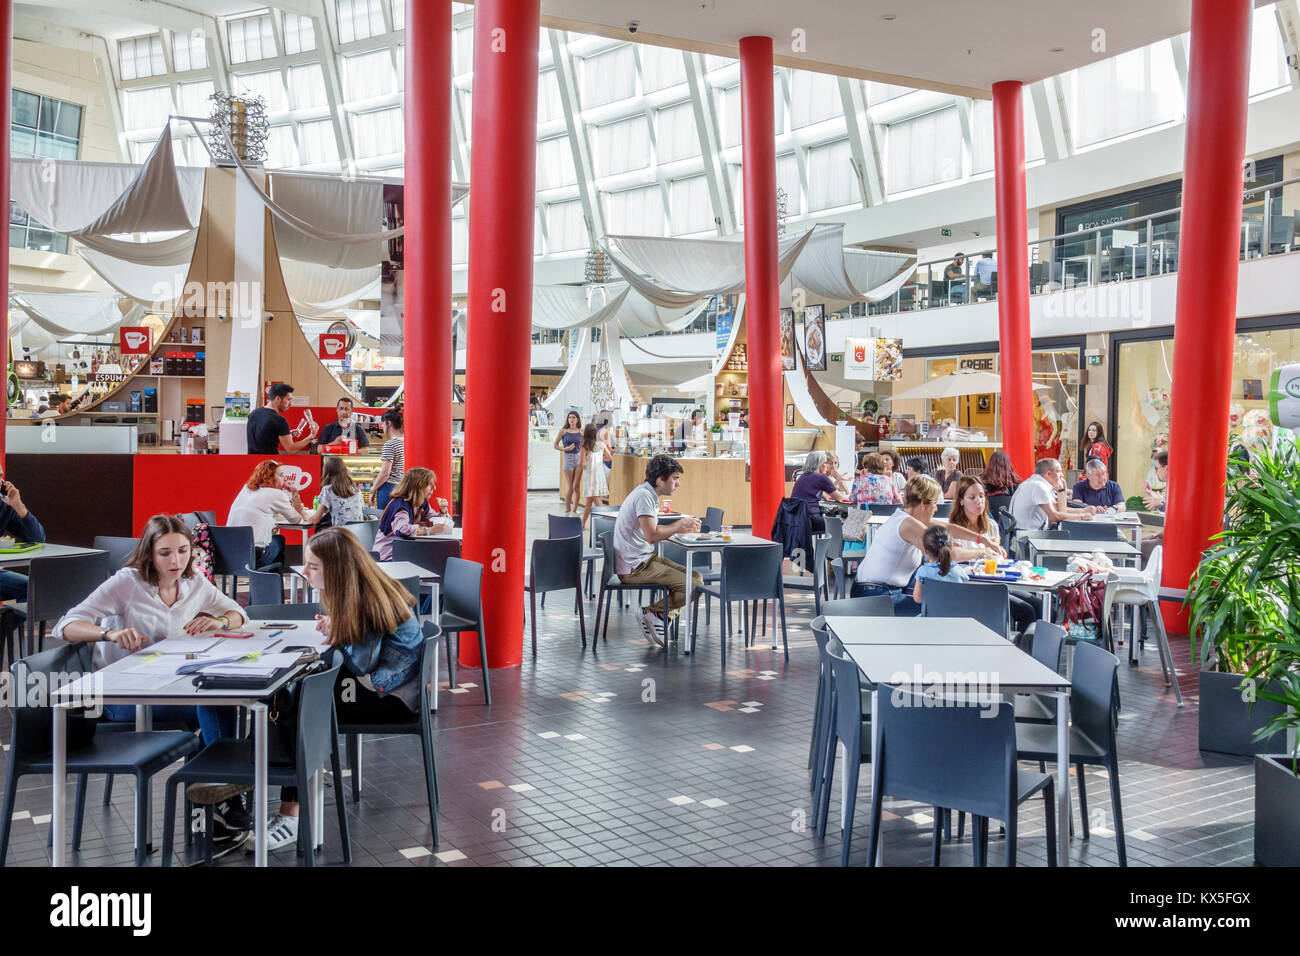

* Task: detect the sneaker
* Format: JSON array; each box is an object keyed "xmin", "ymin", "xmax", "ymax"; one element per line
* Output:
[
  {"xmin": 186, "ymin": 782, "xmax": 252, "ymax": 805},
  {"xmin": 184, "ymin": 826, "xmax": 249, "ymax": 866},
  {"xmin": 215, "ymin": 795, "xmax": 254, "ymax": 833},
  {"xmin": 208, "ymin": 815, "xmax": 248, "ymax": 845},
  {"xmin": 246, "ymin": 812, "xmax": 299, "ymax": 852},
  {"xmin": 639, "ymin": 609, "xmax": 665, "ymax": 648}
]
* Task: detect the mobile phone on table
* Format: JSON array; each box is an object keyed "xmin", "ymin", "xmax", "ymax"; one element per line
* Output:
[{"xmin": 260, "ymin": 623, "xmax": 297, "ymax": 629}]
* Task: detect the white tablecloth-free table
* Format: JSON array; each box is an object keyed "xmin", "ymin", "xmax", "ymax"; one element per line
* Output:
[
  {"xmin": 0, "ymin": 543, "xmax": 104, "ymax": 569},
  {"xmin": 825, "ymin": 615, "xmax": 1072, "ymax": 866},
  {"xmin": 668, "ymin": 532, "xmax": 773, "ymax": 655}
]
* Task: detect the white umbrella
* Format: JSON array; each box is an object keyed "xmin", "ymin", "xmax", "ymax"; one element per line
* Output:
[{"xmin": 889, "ymin": 368, "xmax": 1049, "ymax": 402}]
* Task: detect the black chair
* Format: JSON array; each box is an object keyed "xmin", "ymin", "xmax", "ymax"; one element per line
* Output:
[
  {"xmin": 161, "ymin": 662, "xmax": 349, "ymax": 867},
  {"xmin": 339, "ymin": 622, "xmax": 443, "ymax": 847},
  {"xmin": 1014, "ymin": 621, "xmax": 1067, "ymax": 725},
  {"xmin": 1, "ymin": 643, "xmax": 202, "ymax": 866},
  {"xmin": 987, "ymin": 494, "xmax": 1013, "ymax": 523},
  {"xmin": 703, "ymin": 507, "xmax": 725, "ymax": 533},
  {"xmin": 1018, "ymin": 529, "xmax": 1069, "ymax": 562},
  {"xmin": 178, "ymin": 512, "xmax": 202, "ymax": 531},
  {"xmin": 341, "ymin": 521, "xmax": 379, "ymax": 554},
  {"xmin": 691, "ymin": 543, "xmax": 786, "ymax": 669},
  {"xmin": 592, "ymin": 531, "xmax": 673, "ymax": 646},
  {"xmin": 661, "ymin": 538, "xmax": 720, "ymax": 625},
  {"xmin": 867, "ymin": 503, "xmax": 899, "ymax": 517},
  {"xmin": 1016, "ymin": 640, "xmax": 1127, "ymax": 865},
  {"xmin": 526, "ymin": 536, "xmax": 587, "ymax": 655},
  {"xmin": 1037, "ymin": 554, "xmax": 1071, "ymax": 571},
  {"xmin": 245, "ymin": 602, "xmax": 322, "ymax": 621},
  {"xmin": 820, "ymin": 595, "xmax": 894, "ymax": 618},
  {"xmin": 208, "ymin": 525, "xmax": 256, "ymax": 599},
  {"xmin": 92, "ymin": 535, "xmax": 138, "ymax": 574},
  {"xmin": 15, "ymin": 551, "xmax": 112, "ymax": 656},
  {"xmin": 995, "ymin": 510, "xmax": 1018, "ymax": 555},
  {"xmin": 867, "ymin": 686, "xmax": 1056, "ymax": 867},
  {"xmin": 393, "ymin": 538, "xmax": 460, "ymax": 613},
  {"xmin": 920, "ymin": 578, "xmax": 1010, "ymax": 639},
  {"xmin": 783, "ymin": 535, "xmax": 832, "ymax": 616},
  {"xmin": 822, "ymin": 515, "xmax": 853, "ymax": 599},
  {"xmin": 1062, "ymin": 521, "xmax": 1121, "ymax": 542},
  {"xmin": 933, "ymin": 501, "xmax": 952, "ymax": 518},
  {"xmin": 244, "ymin": 565, "xmax": 284, "ymax": 606},
  {"xmin": 815, "ymin": 639, "xmax": 872, "ymax": 865},
  {"xmin": 439, "ymin": 557, "xmax": 490, "ymax": 704},
  {"xmin": 548, "ymin": 514, "xmax": 601, "ymax": 600},
  {"xmin": 194, "ymin": 510, "xmax": 216, "ymax": 526}
]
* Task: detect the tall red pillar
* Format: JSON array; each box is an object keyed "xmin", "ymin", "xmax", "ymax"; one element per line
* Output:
[
  {"xmin": 0, "ymin": 0, "xmax": 11, "ymax": 465},
  {"xmin": 992, "ymin": 81, "xmax": 1032, "ymax": 477},
  {"xmin": 461, "ymin": 0, "xmax": 539, "ymax": 668},
  {"xmin": 1163, "ymin": 0, "xmax": 1253, "ymax": 630},
  {"xmin": 403, "ymin": 0, "xmax": 453, "ymax": 507},
  {"xmin": 739, "ymin": 36, "xmax": 782, "ymax": 538}
]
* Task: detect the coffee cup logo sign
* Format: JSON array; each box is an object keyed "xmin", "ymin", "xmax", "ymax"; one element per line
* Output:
[
  {"xmin": 278, "ymin": 465, "xmax": 313, "ymax": 492},
  {"xmin": 120, "ymin": 327, "xmax": 151, "ymax": 354},
  {"xmin": 318, "ymin": 333, "xmax": 346, "ymax": 360}
]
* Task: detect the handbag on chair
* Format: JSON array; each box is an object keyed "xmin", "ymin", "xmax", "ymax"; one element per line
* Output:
[{"xmin": 842, "ymin": 508, "xmax": 869, "ymax": 543}]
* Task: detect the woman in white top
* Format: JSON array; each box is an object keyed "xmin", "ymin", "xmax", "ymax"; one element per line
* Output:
[
  {"xmin": 227, "ymin": 460, "xmax": 314, "ymax": 569},
  {"xmin": 852, "ymin": 474, "xmax": 1001, "ymax": 614},
  {"xmin": 53, "ymin": 514, "xmax": 246, "ymax": 745}
]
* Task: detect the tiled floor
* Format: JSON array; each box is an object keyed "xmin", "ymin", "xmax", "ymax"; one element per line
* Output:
[{"xmin": 0, "ymin": 492, "xmax": 1253, "ymax": 867}]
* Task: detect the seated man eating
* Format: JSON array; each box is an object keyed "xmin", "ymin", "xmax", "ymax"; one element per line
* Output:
[{"xmin": 613, "ymin": 454, "xmax": 701, "ymax": 648}]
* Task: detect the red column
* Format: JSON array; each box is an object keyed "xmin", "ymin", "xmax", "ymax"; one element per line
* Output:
[
  {"xmin": 739, "ymin": 36, "xmax": 782, "ymax": 538},
  {"xmin": 461, "ymin": 0, "xmax": 539, "ymax": 668},
  {"xmin": 992, "ymin": 81, "xmax": 1032, "ymax": 477},
  {"xmin": 0, "ymin": 0, "xmax": 10, "ymax": 465},
  {"xmin": 1163, "ymin": 0, "xmax": 1253, "ymax": 631},
  {"xmin": 403, "ymin": 0, "xmax": 452, "ymax": 507}
]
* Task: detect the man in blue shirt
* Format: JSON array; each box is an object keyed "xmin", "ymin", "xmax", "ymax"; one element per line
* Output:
[
  {"xmin": 973, "ymin": 251, "xmax": 997, "ymax": 299},
  {"xmin": 0, "ymin": 465, "xmax": 46, "ymax": 599},
  {"xmin": 1071, "ymin": 458, "xmax": 1125, "ymax": 510}
]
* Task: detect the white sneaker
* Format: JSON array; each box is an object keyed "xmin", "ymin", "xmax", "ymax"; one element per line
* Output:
[
  {"xmin": 640, "ymin": 609, "xmax": 666, "ymax": 648},
  {"xmin": 246, "ymin": 812, "xmax": 299, "ymax": 852}
]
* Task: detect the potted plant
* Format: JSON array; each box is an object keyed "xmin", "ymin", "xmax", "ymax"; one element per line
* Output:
[{"xmin": 1186, "ymin": 440, "xmax": 1293, "ymax": 756}]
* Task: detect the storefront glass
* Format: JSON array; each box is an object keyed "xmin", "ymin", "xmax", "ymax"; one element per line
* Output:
[{"xmin": 1114, "ymin": 327, "xmax": 1300, "ymax": 499}]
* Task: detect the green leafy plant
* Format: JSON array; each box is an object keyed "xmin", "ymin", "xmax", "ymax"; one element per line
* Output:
[{"xmin": 1186, "ymin": 435, "xmax": 1300, "ymax": 768}]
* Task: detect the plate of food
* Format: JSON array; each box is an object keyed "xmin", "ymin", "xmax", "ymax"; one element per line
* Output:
[
  {"xmin": 0, "ymin": 536, "xmax": 42, "ymax": 554},
  {"xmin": 678, "ymin": 532, "xmax": 718, "ymax": 543}
]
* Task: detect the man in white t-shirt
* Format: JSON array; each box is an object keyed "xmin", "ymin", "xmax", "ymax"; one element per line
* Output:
[
  {"xmin": 1010, "ymin": 457, "xmax": 1097, "ymax": 532},
  {"xmin": 613, "ymin": 454, "xmax": 701, "ymax": 648}
]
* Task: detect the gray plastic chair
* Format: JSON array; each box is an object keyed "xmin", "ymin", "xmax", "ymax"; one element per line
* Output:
[
  {"xmin": 243, "ymin": 565, "xmax": 284, "ymax": 606},
  {"xmin": 867, "ymin": 503, "xmax": 900, "ymax": 517},
  {"xmin": 92, "ymin": 535, "xmax": 138, "ymax": 573},
  {"xmin": 815, "ymin": 639, "xmax": 872, "ymax": 865},
  {"xmin": 868, "ymin": 685, "xmax": 1057, "ymax": 867},
  {"xmin": 547, "ymin": 514, "xmax": 601, "ymax": 600},
  {"xmin": 1018, "ymin": 529, "xmax": 1069, "ymax": 562},
  {"xmin": 341, "ymin": 521, "xmax": 379, "ymax": 554},
  {"xmin": 16, "ymin": 551, "xmax": 112, "ymax": 656},
  {"xmin": 207, "ymin": 525, "xmax": 256, "ymax": 599},
  {"xmin": 691, "ymin": 543, "xmax": 786, "ymax": 669},
  {"xmin": 995, "ymin": 510, "xmax": 1018, "ymax": 555},
  {"xmin": 439, "ymin": 557, "xmax": 490, "ymax": 704},
  {"xmin": 393, "ymin": 538, "xmax": 459, "ymax": 613},
  {"xmin": 703, "ymin": 507, "xmax": 725, "ymax": 533},
  {"xmin": 783, "ymin": 534, "xmax": 831, "ymax": 615},
  {"xmin": 340, "ymin": 622, "xmax": 443, "ymax": 846},
  {"xmin": 1014, "ymin": 621, "xmax": 1066, "ymax": 725},
  {"xmin": 161, "ymin": 662, "xmax": 348, "ymax": 867},
  {"xmin": 933, "ymin": 501, "xmax": 952, "ymax": 518},
  {"xmin": 1016, "ymin": 640, "xmax": 1126, "ymax": 865},
  {"xmin": 920, "ymin": 577, "xmax": 1011, "ymax": 639},
  {"xmin": 592, "ymin": 531, "xmax": 674, "ymax": 646},
  {"xmin": 820, "ymin": 595, "xmax": 895, "ymax": 618},
  {"xmin": 526, "ymin": 537, "xmax": 586, "ymax": 654},
  {"xmin": 194, "ymin": 510, "xmax": 216, "ymax": 526},
  {"xmin": 244, "ymin": 602, "xmax": 322, "ymax": 621},
  {"xmin": 1062, "ymin": 521, "xmax": 1121, "ymax": 542}
]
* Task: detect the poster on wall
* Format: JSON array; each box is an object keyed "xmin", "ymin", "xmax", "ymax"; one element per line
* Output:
[
  {"xmin": 804, "ymin": 304, "xmax": 826, "ymax": 371},
  {"xmin": 874, "ymin": 338, "xmax": 904, "ymax": 382},
  {"xmin": 780, "ymin": 308, "xmax": 796, "ymax": 370},
  {"xmin": 844, "ymin": 337, "xmax": 875, "ymax": 380},
  {"xmin": 715, "ymin": 294, "xmax": 736, "ymax": 354},
  {"xmin": 379, "ymin": 182, "xmax": 404, "ymax": 357}
]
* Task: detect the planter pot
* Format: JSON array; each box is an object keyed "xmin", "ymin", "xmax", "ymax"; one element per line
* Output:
[
  {"xmin": 1254, "ymin": 755, "xmax": 1300, "ymax": 866},
  {"xmin": 1197, "ymin": 670, "xmax": 1288, "ymax": 756}
]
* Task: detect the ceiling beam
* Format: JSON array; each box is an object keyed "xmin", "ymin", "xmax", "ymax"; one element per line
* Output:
[
  {"xmin": 1275, "ymin": 0, "xmax": 1300, "ymax": 91},
  {"xmin": 24, "ymin": 0, "xmax": 202, "ymax": 35},
  {"xmin": 311, "ymin": 0, "xmax": 355, "ymax": 170},
  {"xmin": 837, "ymin": 77, "xmax": 882, "ymax": 207},
  {"xmin": 550, "ymin": 28, "xmax": 606, "ymax": 243},
  {"xmin": 684, "ymin": 51, "xmax": 733, "ymax": 235},
  {"xmin": 1028, "ymin": 79, "xmax": 1068, "ymax": 163}
]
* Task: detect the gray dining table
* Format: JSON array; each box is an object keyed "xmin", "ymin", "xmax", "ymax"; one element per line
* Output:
[
  {"xmin": 825, "ymin": 615, "xmax": 1072, "ymax": 866},
  {"xmin": 1028, "ymin": 536, "xmax": 1140, "ymax": 567}
]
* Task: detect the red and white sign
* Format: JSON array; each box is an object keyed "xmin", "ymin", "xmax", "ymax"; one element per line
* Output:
[
  {"xmin": 120, "ymin": 327, "xmax": 151, "ymax": 354},
  {"xmin": 844, "ymin": 337, "xmax": 874, "ymax": 380},
  {"xmin": 318, "ymin": 333, "xmax": 347, "ymax": 360}
]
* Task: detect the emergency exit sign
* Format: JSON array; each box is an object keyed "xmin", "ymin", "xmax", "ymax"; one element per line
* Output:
[
  {"xmin": 1087, "ymin": 355, "xmax": 1103, "ymax": 366},
  {"xmin": 940, "ymin": 228, "xmax": 952, "ymax": 237}
]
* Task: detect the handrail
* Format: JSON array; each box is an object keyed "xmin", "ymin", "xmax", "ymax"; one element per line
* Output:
[{"xmin": 910, "ymin": 173, "xmax": 1300, "ymax": 273}]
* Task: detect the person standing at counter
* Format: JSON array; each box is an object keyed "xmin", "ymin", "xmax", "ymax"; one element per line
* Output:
[
  {"xmin": 613, "ymin": 455, "xmax": 701, "ymax": 648},
  {"xmin": 933, "ymin": 447, "xmax": 964, "ymax": 498},
  {"xmin": 372, "ymin": 409, "xmax": 405, "ymax": 510},
  {"xmin": 0, "ymin": 464, "xmax": 45, "ymax": 600},
  {"xmin": 316, "ymin": 397, "xmax": 370, "ymax": 450},
  {"xmin": 554, "ymin": 411, "xmax": 584, "ymax": 515},
  {"xmin": 247, "ymin": 383, "xmax": 318, "ymax": 454}
]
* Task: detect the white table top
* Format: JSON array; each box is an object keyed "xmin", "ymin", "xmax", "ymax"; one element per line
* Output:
[
  {"xmin": 52, "ymin": 623, "xmax": 329, "ymax": 704},
  {"xmin": 825, "ymin": 616, "xmax": 1007, "ymax": 646},
  {"xmin": 960, "ymin": 565, "xmax": 1078, "ymax": 591},
  {"xmin": 292, "ymin": 560, "xmax": 439, "ymax": 582},
  {"xmin": 670, "ymin": 531, "xmax": 771, "ymax": 549},
  {"xmin": 0, "ymin": 543, "xmax": 105, "ymax": 569},
  {"xmin": 1029, "ymin": 538, "xmax": 1139, "ymax": 557},
  {"xmin": 841, "ymin": 638, "xmax": 1070, "ymax": 692}
]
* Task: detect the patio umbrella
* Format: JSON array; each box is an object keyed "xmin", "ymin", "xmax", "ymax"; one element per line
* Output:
[{"xmin": 889, "ymin": 368, "xmax": 1049, "ymax": 402}]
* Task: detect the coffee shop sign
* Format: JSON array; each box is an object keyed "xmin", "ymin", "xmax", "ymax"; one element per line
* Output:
[{"xmin": 959, "ymin": 357, "xmax": 995, "ymax": 371}]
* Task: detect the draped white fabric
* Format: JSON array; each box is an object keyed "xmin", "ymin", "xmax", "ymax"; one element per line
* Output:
[
  {"xmin": 281, "ymin": 259, "xmax": 381, "ymax": 316},
  {"xmin": 10, "ymin": 291, "xmax": 144, "ymax": 338},
  {"xmin": 76, "ymin": 127, "xmax": 198, "ymax": 236},
  {"xmin": 78, "ymin": 231, "xmax": 197, "ymax": 267},
  {"xmin": 616, "ymin": 290, "xmax": 708, "ymax": 337},
  {"xmin": 79, "ymin": 249, "xmax": 185, "ymax": 308},
  {"xmin": 269, "ymin": 172, "xmax": 386, "ymax": 269},
  {"xmin": 781, "ymin": 223, "xmax": 915, "ymax": 308},
  {"xmin": 531, "ymin": 284, "xmax": 631, "ymax": 331},
  {"xmin": 540, "ymin": 327, "xmax": 591, "ymax": 413}
]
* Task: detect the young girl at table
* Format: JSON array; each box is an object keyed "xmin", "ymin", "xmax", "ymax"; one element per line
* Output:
[
  {"xmin": 373, "ymin": 467, "xmax": 452, "ymax": 562},
  {"xmin": 910, "ymin": 526, "xmax": 971, "ymax": 608},
  {"xmin": 577, "ymin": 423, "xmax": 610, "ymax": 530},
  {"xmin": 310, "ymin": 456, "xmax": 367, "ymax": 528},
  {"xmin": 52, "ymin": 515, "xmax": 252, "ymax": 838},
  {"xmin": 258, "ymin": 526, "xmax": 423, "ymax": 852}
]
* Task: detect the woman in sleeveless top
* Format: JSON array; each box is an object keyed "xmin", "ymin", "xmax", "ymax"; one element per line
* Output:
[{"xmin": 852, "ymin": 474, "xmax": 1002, "ymax": 615}]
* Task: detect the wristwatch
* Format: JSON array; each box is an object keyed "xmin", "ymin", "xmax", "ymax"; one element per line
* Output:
[{"xmin": 99, "ymin": 624, "xmax": 112, "ymax": 642}]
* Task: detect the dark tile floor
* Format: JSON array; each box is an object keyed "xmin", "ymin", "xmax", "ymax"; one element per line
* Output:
[{"xmin": 0, "ymin": 493, "xmax": 1252, "ymax": 867}]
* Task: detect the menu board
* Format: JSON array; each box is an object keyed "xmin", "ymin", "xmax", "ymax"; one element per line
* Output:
[
  {"xmin": 780, "ymin": 308, "xmax": 796, "ymax": 370},
  {"xmin": 844, "ymin": 337, "xmax": 904, "ymax": 381},
  {"xmin": 804, "ymin": 305, "xmax": 826, "ymax": 371},
  {"xmin": 874, "ymin": 338, "xmax": 903, "ymax": 381}
]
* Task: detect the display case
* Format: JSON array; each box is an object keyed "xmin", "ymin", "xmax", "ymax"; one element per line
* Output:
[{"xmin": 337, "ymin": 454, "xmax": 385, "ymax": 498}]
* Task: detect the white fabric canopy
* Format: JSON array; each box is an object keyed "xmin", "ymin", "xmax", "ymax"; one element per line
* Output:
[
  {"xmin": 79, "ymin": 249, "xmax": 185, "ymax": 308},
  {"xmin": 281, "ymin": 259, "xmax": 381, "ymax": 316},
  {"xmin": 10, "ymin": 291, "xmax": 143, "ymax": 338},
  {"xmin": 531, "ymin": 284, "xmax": 631, "ymax": 331},
  {"xmin": 891, "ymin": 368, "xmax": 1050, "ymax": 401},
  {"xmin": 269, "ymin": 172, "xmax": 386, "ymax": 270},
  {"xmin": 778, "ymin": 224, "xmax": 916, "ymax": 311}
]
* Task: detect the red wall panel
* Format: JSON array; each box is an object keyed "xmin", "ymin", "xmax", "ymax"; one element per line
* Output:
[{"xmin": 132, "ymin": 454, "xmax": 321, "ymax": 534}]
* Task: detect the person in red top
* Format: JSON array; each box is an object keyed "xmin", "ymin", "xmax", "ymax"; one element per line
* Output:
[{"xmin": 1084, "ymin": 421, "xmax": 1113, "ymax": 467}]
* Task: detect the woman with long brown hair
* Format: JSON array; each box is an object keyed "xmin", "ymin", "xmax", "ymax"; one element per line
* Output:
[
  {"xmin": 374, "ymin": 466, "xmax": 452, "ymax": 561},
  {"xmin": 577, "ymin": 422, "xmax": 610, "ymax": 529},
  {"xmin": 260, "ymin": 525, "xmax": 424, "ymax": 852},
  {"xmin": 979, "ymin": 449, "xmax": 1022, "ymax": 497},
  {"xmin": 949, "ymin": 475, "xmax": 1040, "ymax": 636},
  {"xmin": 310, "ymin": 456, "xmax": 366, "ymax": 527}
]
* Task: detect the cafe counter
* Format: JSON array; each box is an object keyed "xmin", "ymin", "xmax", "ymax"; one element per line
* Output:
[{"xmin": 608, "ymin": 454, "xmax": 753, "ymax": 526}]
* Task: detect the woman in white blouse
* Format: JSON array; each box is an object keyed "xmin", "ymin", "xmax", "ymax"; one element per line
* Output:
[
  {"xmin": 53, "ymin": 514, "xmax": 247, "ymax": 745},
  {"xmin": 227, "ymin": 460, "xmax": 315, "ymax": 569}
]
